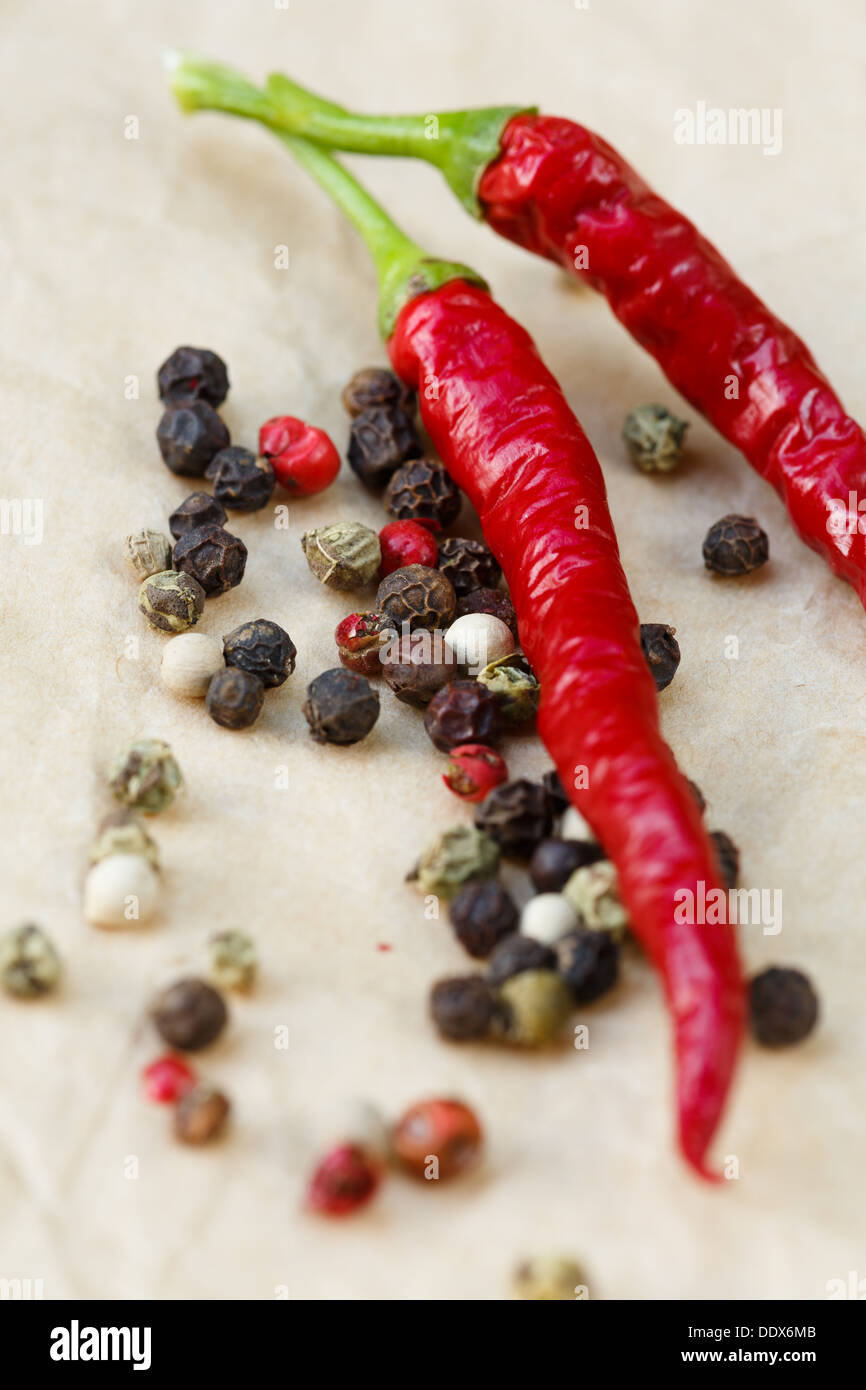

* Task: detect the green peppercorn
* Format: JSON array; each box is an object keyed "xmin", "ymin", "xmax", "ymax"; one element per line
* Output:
[
  {"xmin": 208, "ymin": 929, "xmax": 257, "ymax": 991},
  {"xmin": 302, "ymin": 521, "xmax": 381, "ymax": 589},
  {"xmin": 623, "ymin": 403, "xmax": 688, "ymax": 473},
  {"xmin": 430, "ymin": 975, "xmax": 496, "ymax": 1041},
  {"xmin": 110, "ymin": 738, "xmax": 183, "ymax": 815},
  {"xmin": 411, "ymin": 825, "xmax": 500, "ymax": 900},
  {"xmin": 477, "ymin": 655, "xmax": 539, "ymax": 726},
  {"xmin": 513, "ymin": 1255, "xmax": 588, "ymax": 1301},
  {"xmin": 138, "ymin": 569, "xmax": 205, "ymax": 633},
  {"xmin": 494, "ymin": 969, "xmax": 572, "ymax": 1046},
  {"xmin": 562, "ymin": 861, "xmax": 628, "ymax": 937},
  {"xmin": 0, "ymin": 923, "xmax": 62, "ymax": 999},
  {"xmin": 206, "ymin": 668, "xmax": 265, "ymax": 730},
  {"xmin": 90, "ymin": 809, "xmax": 159, "ymax": 870},
  {"xmin": 303, "ymin": 668, "xmax": 380, "ymax": 745},
  {"xmin": 124, "ymin": 529, "xmax": 174, "ymax": 581}
]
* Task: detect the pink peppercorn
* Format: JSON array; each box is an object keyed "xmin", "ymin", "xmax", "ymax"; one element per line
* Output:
[
  {"xmin": 335, "ymin": 611, "xmax": 394, "ymax": 675},
  {"xmin": 306, "ymin": 1143, "xmax": 382, "ymax": 1217},
  {"xmin": 258, "ymin": 415, "xmax": 340, "ymax": 495},
  {"xmin": 443, "ymin": 744, "xmax": 508, "ymax": 802},
  {"xmin": 378, "ymin": 520, "xmax": 439, "ymax": 577},
  {"xmin": 142, "ymin": 1053, "xmax": 197, "ymax": 1104}
]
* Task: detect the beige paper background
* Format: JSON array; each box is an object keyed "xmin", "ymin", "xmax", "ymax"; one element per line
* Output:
[{"xmin": 2, "ymin": 0, "xmax": 864, "ymax": 1300}]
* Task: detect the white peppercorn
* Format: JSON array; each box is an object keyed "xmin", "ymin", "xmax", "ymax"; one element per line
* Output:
[
  {"xmin": 84, "ymin": 853, "xmax": 160, "ymax": 929},
  {"xmin": 160, "ymin": 632, "xmax": 224, "ymax": 698},
  {"xmin": 443, "ymin": 613, "xmax": 514, "ymax": 673},
  {"xmin": 519, "ymin": 893, "xmax": 578, "ymax": 946},
  {"xmin": 0, "ymin": 924, "xmax": 62, "ymax": 998},
  {"xmin": 559, "ymin": 805, "xmax": 595, "ymax": 842},
  {"xmin": 124, "ymin": 529, "xmax": 173, "ymax": 580}
]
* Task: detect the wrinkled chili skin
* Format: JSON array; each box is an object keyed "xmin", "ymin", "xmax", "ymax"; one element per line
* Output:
[
  {"xmin": 479, "ymin": 114, "xmax": 866, "ymax": 600},
  {"xmin": 389, "ymin": 279, "xmax": 743, "ymax": 1177}
]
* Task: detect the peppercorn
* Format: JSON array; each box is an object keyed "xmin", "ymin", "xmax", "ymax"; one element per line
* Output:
[
  {"xmin": 334, "ymin": 611, "xmax": 394, "ymax": 675},
  {"xmin": 688, "ymin": 779, "xmax": 707, "ymax": 814},
  {"xmin": 749, "ymin": 966, "xmax": 819, "ymax": 1048},
  {"xmin": 474, "ymin": 779, "xmax": 555, "ymax": 858},
  {"xmin": 444, "ymin": 613, "xmax": 515, "ymax": 673},
  {"xmin": 90, "ymin": 809, "xmax": 159, "ymax": 869},
  {"xmin": 157, "ymin": 345, "xmax": 229, "ymax": 408},
  {"xmin": 341, "ymin": 366, "xmax": 414, "ymax": 418},
  {"xmin": 378, "ymin": 519, "xmax": 439, "ymax": 576},
  {"xmin": 110, "ymin": 738, "xmax": 182, "ymax": 815},
  {"xmin": 307, "ymin": 1143, "xmax": 382, "ymax": 1216},
  {"xmin": 223, "ymin": 619, "xmax": 296, "ymax": 687},
  {"xmin": 139, "ymin": 569, "xmax": 206, "ymax": 633},
  {"xmin": 486, "ymin": 932, "xmax": 557, "ymax": 986},
  {"xmin": 411, "ymin": 825, "xmax": 500, "ymax": 899},
  {"xmin": 0, "ymin": 923, "xmax": 61, "ymax": 998},
  {"xmin": 437, "ymin": 536, "xmax": 502, "ymax": 595},
  {"xmin": 443, "ymin": 744, "xmax": 508, "ymax": 802},
  {"xmin": 560, "ymin": 805, "xmax": 596, "ymax": 843},
  {"xmin": 84, "ymin": 853, "xmax": 160, "ymax": 928},
  {"xmin": 173, "ymin": 524, "xmax": 247, "ymax": 597},
  {"xmin": 208, "ymin": 928, "xmax": 257, "ymax": 992},
  {"xmin": 563, "ymin": 861, "xmax": 628, "ymax": 937},
  {"xmin": 640, "ymin": 623, "xmax": 681, "ymax": 692},
  {"xmin": 124, "ymin": 529, "xmax": 173, "ymax": 581},
  {"xmin": 430, "ymin": 975, "xmax": 496, "ymax": 1041},
  {"xmin": 450, "ymin": 881, "xmax": 518, "ymax": 958},
  {"xmin": 160, "ymin": 632, "xmax": 224, "ymax": 698},
  {"xmin": 303, "ymin": 667, "xmax": 380, "ymax": 745},
  {"xmin": 495, "ymin": 969, "xmax": 572, "ymax": 1046},
  {"xmin": 623, "ymin": 403, "xmax": 688, "ymax": 473},
  {"xmin": 302, "ymin": 521, "xmax": 381, "ymax": 589},
  {"xmin": 424, "ymin": 680, "xmax": 501, "ymax": 752},
  {"xmin": 142, "ymin": 1053, "xmax": 197, "ymax": 1104},
  {"xmin": 151, "ymin": 977, "xmax": 228, "ymax": 1051},
  {"xmin": 541, "ymin": 769, "xmax": 569, "ymax": 817},
  {"xmin": 377, "ymin": 564, "xmax": 456, "ymax": 631},
  {"xmin": 206, "ymin": 668, "xmax": 265, "ymax": 730},
  {"xmin": 347, "ymin": 404, "xmax": 421, "ymax": 488},
  {"xmin": 520, "ymin": 893, "xmax": 578, "ymax": 947},
  {"xmin": 205, "ymin": 446, "xmax": 275, "ymax": 512},
  {"xmin": 477, "ymin": 654, "xmax": 540, "ymax": 726},
  {"xmin": 382, "ymin": 634, "xmax": 456, "ymax": 706},
  {"xmin": 259, "ymin": 415, "xmax": 341, "ymax": 495},
  {"xmin": 513, "ymin": 1255, "xmax": 588, "ymax": 1301},
  {"xmin": 174, "ymin": 1084, "xmax": 231, "ymax": 1144},
  {"xmin": 711, "ymin": 829, "xmax": 740, "ymax": 889},
  {"xmin": 391, "ymin": 1098, "xmax": 483, "ymax": 1180},
  {"xmin": 455, "ymin": 586, "xmax": 518, "ymax": 640},
  {"xmin": 556, "ymin": 928, "xmax": 620, "ymax": 1004},
  {"xmin": 703, "ymin": 514, "xmax": 769, "ymax": 575},
  {"xmin": 529, "ymin": 838, "xmax": 604, "ymax": 893},
  {"xmin": 168, "ymin": 490, "xmax": 227, "ymax": 538},
  {"xmin": 157, "ymin": 401, "xmax": 229, "ymax": 476},
  {"xmin": 384, "ymin": 456, "xmax": 462, "ymax": 530}
]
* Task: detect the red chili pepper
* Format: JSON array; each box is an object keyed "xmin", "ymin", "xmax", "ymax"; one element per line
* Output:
[
  {"xmin": 169, "ymin": 58, "xmax": 744, "ymax": 1179},
  {"xmin": 260, "ymin": 77, "xmax": 866, "ymax": 603}
]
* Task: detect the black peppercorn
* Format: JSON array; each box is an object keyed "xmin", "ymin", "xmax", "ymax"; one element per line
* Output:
[
  {"xmin": 157, "ymin": 345, "xmax": 229, "ymax": 408},
  {"xmin": 455, "ymin": 587, "xmax": 518, "ymax": 640},
  {"xmin": 703, "ymin": 514, "xmax": 769, "ymax": 575},
  {"xmin": 157, "ymin": 401, "xmax": 229, "ymax": 477},
  {"xmin": 424, "ymin": 679, "xmax": 501, "ymax": 751},
  {"xmin": 541, "ymin": 769, "xmax": 569, "ymax": 817},
  {"xmin": 205, "ymin": 446, "xmax": 275, "ymax": 512},
  {"xmin": 437, "ymin": 537, "xmax": 502, "ymax": 596},
  {"xmin": 555, "ymin": 929, "xmax": 620, "ymax": 1004},
  {"xmin": 347, "ymin": 405, "xmax": 421, "ymax": 488},
  {"xmin": 151, "ymin": 977, "xmax": 228, "ymax": 1051},
  {"xmin": 529, "ymin": 838, "xmax": 604, "ymax": 893},
  {"xmin": 377, "ymin": 564, "xmax": 456, "ymax": 632},
  {"xmin": 749, "ymin": 967, "xmax": 819, "ymax": 1047},
  {"xmin": 688, "ymin": 779, "xmax": 707, "ymax": 814},
  {"xmin": 382, "ymin": 637, "xmax": 457, "ymax": 706},
  {"xmin": 173, "ymin": 524, "xmax": 247, "ymax": 596},
  {"xmin": 223, "ymin": 619, "xmax": 296, "ymax": 687},
  {"xmin": 640, "ymin": 623, "xmax": 681, "ymax": 691},
  {"xmin": 486, "ymin": 932, "xmax": 556, "ymax": 986},
  {"xmin": 449, "ymin": 881, "xmax": 519, "ymax": 959},
  {"xmin": 169, "ymin": 490, "xmax": 228, "ymax": 538},
  {"xmin": 430, "ymin": 975, "xmax": 496, "ymax": 1041},
  {"xmin": 206, "ymin": 667, "xmax": 265, "ymax": 730},
  {"xmin": 384, "ymin": 456, "xmax": 462, "ymax": 529},
  {"xmin": 175, "ymin": 1083, "xmax": 231, "ymax": 1144},
  {"xmin": 303, "ymin": 667, "xmax": 380, "ymax": 745},
  {"xmin": 710, "ymin": 829, "xmax": 740, "ymax": 888},
  {"xmin": 342, "ymin": 366, "xmax": 414, "ymax": 418},
  {"xmin": 474, "ymin": 779, "xmax": 555, "ymax": 858}
]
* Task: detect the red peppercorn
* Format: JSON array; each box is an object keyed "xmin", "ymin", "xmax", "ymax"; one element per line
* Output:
[
  {"xmin": 443, "ymin": 744, "xmax": 508, "ymax": 802},
  {"xmin": 306, "ymin": 1143, "xmax": 382, "ymax": 1217},
  {"xmin": 334, "ymin": 611, "xmax": 394, "ymax": 675},
  {"xmin": 391, "ymin": 1098, "xmax": 483, "ymax": 1181},
  {"xmin": 258, "ymin": 415, "xmax": 340, "ymax": 496},
  {"xmin": 142, "ymin": 1053, "xmax": 197, "ymax": 1104},
  {"xmin": 378, "ymin": 520, "xmax": 439, "ymax": 577}
]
